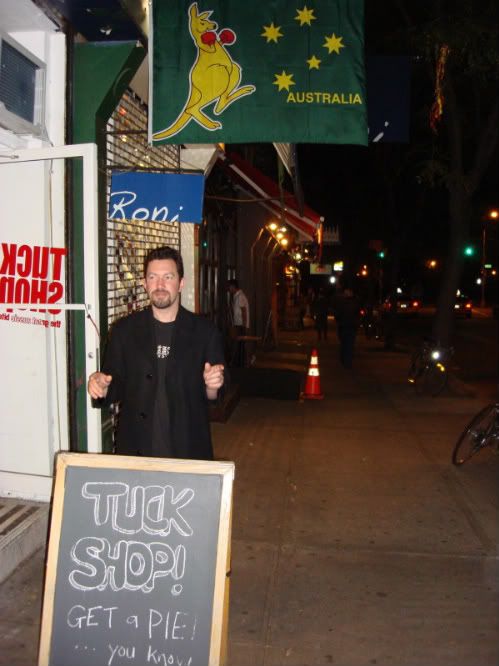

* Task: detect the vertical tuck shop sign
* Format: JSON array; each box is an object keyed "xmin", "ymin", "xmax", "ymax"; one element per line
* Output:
[
  {"xmin": 38, "ymin": 454, "xmax": 234, "ymax": 666},
  {"xmin": 109, "ymin": 172, "xmax": 205, "ymax": 223},
  {"xmin": 150, "ymin": 0, "xmax": 367, "ymax": 145},
  {"xmin": 0, "ymin": 242, "xmax": 66, "ymax": 318}
]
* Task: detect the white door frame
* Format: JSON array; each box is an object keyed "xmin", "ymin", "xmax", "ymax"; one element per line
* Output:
[{"xmin": 0, "ymin": 143, "xmax": 102, "ymax": 458}]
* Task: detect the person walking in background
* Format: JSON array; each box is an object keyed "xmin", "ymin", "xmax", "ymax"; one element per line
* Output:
[
  {"xmin": 303, "ymin": 286, "xmax": 316, "ymax": 328},
  {"xmin": 333, "ymin": 286, "xmax": 361, "ymax": 368},
  {"xmin": 87, "ymin": 245, "xmax": 225, "ymax": 460},
  {"xmin": 228, "ymin": 278, "xmax": 250, "ymax": 366},
  {"xmin": 313, "ymin": 287, "xmax": 329, "ymax": 342}
]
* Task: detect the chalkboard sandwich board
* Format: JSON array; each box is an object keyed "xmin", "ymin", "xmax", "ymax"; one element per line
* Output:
[{"xmin": 38, "ymin": 453, "xmax": 234, "ymax": 666}]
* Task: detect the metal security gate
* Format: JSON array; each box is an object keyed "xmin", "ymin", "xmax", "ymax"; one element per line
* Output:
[{"xmin": 105, "ymin": 90, "xmax": 181, "ymax": 326}]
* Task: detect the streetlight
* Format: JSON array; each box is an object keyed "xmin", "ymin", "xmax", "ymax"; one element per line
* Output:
[{"xmin": 481, "ymin": 208, "xmax": 498, "ymax": 307}]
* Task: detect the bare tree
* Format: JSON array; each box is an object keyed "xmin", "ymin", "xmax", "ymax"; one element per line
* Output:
[{"xmin": 389, "ymin": 0, "xmax": 498, "ymax": 346}]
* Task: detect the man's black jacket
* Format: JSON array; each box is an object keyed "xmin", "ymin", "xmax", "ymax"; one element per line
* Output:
[{"xmin": 98, "ymin": 305, "xmax": 225, "ymax": 459}]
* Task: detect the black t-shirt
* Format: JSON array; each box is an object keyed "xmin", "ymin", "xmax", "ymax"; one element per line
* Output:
[{"xmin": 151, "ymin": 319, "xmax": 175, "ymax": 457}]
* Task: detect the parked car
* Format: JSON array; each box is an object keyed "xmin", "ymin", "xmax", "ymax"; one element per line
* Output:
[
  {"xmin": 454, "ymin": 293, "xmax": 472, "ymax": 318},
  {"xmin": 383, "ymin": 290, "xmax": 420, "ymax": 316}
]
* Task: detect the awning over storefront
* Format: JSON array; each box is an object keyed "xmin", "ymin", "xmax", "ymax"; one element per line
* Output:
[{"xmin": 219, "ymin": 152, "xmax": 322, "ymax": 241}]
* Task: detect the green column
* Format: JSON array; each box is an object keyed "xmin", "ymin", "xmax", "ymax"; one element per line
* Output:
[{"xmin": 71, "ymin": 42, "xmax": 145, "ymax": 451}]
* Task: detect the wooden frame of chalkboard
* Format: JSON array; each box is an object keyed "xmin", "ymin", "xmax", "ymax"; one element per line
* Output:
[{"xmin": 38, "ymin": 452, "xmax": 234, "ymax": 666}]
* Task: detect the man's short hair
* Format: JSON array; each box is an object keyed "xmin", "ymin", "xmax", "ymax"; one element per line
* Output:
[
  {"xmin": 144, "ymin": 246, "xmax": 184, "ymax": 279},
  {"xmin": 228, "ymin": 278, "xmax": 239, "ymax": 289}
]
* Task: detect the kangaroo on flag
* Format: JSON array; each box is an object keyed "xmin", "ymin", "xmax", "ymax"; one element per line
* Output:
[{"xmin": 150, "ymin": 1, "xmax": 367, "ymax": 145}]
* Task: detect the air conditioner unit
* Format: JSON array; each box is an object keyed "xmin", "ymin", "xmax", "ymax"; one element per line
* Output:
[{"xmin": 0, "ymin": 31, "xmax": 45, "ymax": 136}]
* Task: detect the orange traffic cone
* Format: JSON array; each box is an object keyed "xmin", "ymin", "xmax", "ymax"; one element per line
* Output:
[{"xmin": 301, "ymin": 348, "xmax": 324, "ymax": 400}]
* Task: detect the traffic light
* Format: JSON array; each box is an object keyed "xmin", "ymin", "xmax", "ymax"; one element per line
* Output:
[
  {"xmin": 377, "ymin": 250, "xmax": 386, "ymax": 259},
  {"xmin": 463, "ymin": 245, "xmax": 475, "ymax": 257}
]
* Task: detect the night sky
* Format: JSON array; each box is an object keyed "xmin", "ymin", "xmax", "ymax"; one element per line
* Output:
[
  {"xmin": 294, "ymin": 1, "xmax": 498, "ymax": 298},
  {"xmin": 231, "ymin": 2, "xmax": 498, "ymax": 301}
]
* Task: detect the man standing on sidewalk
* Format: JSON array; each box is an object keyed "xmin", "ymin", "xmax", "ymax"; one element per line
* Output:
[
  {"xmin": 87, "ymin": 245, "xmax": 225, "ymax": 460},
  {"xmin": 313, "ymin": 287, "xmax": 329, "ymax": 342},
  {"xmin": 333, "ymin": 286, "xmax": 361, "ymax": 368},
  {"xmin": 228, "ymin": 278, "xmax": 250, "ymax": 366}
]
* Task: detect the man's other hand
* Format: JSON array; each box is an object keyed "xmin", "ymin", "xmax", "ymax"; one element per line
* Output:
[
  {"xmin": 88, "ymin": 372, "xmax": 112, "ymax": 399},
  {"xmin": 204, "ymin": 362, "xmax": 224, "ymax": 398}
]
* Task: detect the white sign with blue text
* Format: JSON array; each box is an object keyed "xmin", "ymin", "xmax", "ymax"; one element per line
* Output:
[{"xmin": 109, "ymin": 172, "xmax": 205, "ymax": 223}]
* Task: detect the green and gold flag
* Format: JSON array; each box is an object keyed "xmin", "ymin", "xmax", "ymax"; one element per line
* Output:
[{"xmin": 151, "ymin": 0, "xmax": 367, "ymax": 145}]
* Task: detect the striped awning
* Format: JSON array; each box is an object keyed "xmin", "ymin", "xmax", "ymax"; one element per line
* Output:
[{"xmin": 220, "ymin": 151, "xmax": 322, "ymax": 241}]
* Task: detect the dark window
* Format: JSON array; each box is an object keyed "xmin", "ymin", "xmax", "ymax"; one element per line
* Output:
[{"xmin": 0, "ymin": 40, "xmax": 38, "ymax": 124}]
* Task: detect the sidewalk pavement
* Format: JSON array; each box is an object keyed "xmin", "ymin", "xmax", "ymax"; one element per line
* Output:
[{"xmin": 1, "ymin": 325, "xmax": 498, "ymax": 665}]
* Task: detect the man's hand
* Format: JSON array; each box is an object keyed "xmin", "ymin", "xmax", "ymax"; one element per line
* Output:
[
  {"xmin": 88, "ymin": 372, "xmax": 112, "ymax": 400},
  {"xmin": 204, "ymin": 362, "xmax": 224, "ymax": 399}
]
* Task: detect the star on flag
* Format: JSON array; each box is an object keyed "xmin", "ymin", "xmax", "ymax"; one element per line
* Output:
[
  {"xmin": 307, "ymin": 55, "xmax": 321, "ymax": 70},
  {"xmin": 260, "ymin": 7, "xmax": 347, "ymax": 94},
  {"xmin": 323, "ymin": 33, "xmax": 345, "ymax": 54},
  {"xmin": 273, "ymin": 71, "xmax": 295, "ymax": 92},
  {"xmin": 261, "ymin": 22, "xmax": 283, "ymax": 43},
  {"xmin": 295, "ymin": 5, "xmax": 316, "ymax": 26}
]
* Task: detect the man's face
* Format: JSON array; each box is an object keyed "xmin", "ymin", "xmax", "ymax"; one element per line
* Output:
[{"xmin": 143, "ymin": 258, "xmax": 184, "ymax": 310}]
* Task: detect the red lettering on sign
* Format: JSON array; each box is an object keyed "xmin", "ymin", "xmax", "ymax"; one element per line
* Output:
[
  {"xmin": 48, "ymin": 282, "xmax": 64, "ymax": 315},
  {"xmin": 51, "ymin": 247, "xmax": 67, "ymax": 281},
  {"xmin": 17, "ymin": 245, "xmax": 32, "ymax": 277},
  {"xmin": 14, "ymin": 277, "xmax": 30, "ymax": 304},
  {"xmin": 0, "ymin": 275, "xmax": 14, "ymax": 301},
  {"xmin": 32, "ymin": 246, "xmax": 50, "ymax": 279},
  {"xmin": 0, "ymin": 244, "xmax": 66, "ymax": 313},
  {"xmin": 31, "ymin": 279, "xmax": 48, "ymax": 313},
  {"xmin": 0, "ymin": 243, "xmax": 17, "ymax": 275}
]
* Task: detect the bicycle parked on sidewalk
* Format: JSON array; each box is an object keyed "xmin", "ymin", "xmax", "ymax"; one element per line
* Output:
[
  {"xmin": 360, "ymin": 306, "xmax": 383, "ymax": 340},
  {"xmin": 407, "ymin": 338, "xmax": 454, "ymax": 396},
  {"xmin": 452, "ymin": 402, "xmax": 499, "ymax": 465}
]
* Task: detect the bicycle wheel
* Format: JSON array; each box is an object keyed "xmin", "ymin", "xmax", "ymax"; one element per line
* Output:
[
  {"xmin": 408, "ymin": 351, "xmax": 425, "ymax": 386},
  {"xmin": 422, "ymin": 363, "xmax": 448, "ymax": 396},
  {"xmin": 452, "ymin": 404, "xmax": 496, "ymax": 465}
]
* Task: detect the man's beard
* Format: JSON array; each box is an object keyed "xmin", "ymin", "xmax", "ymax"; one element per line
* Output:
[{"xmin": 151, "ymin": 289, "xmax": 174, "ymax": 309}]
